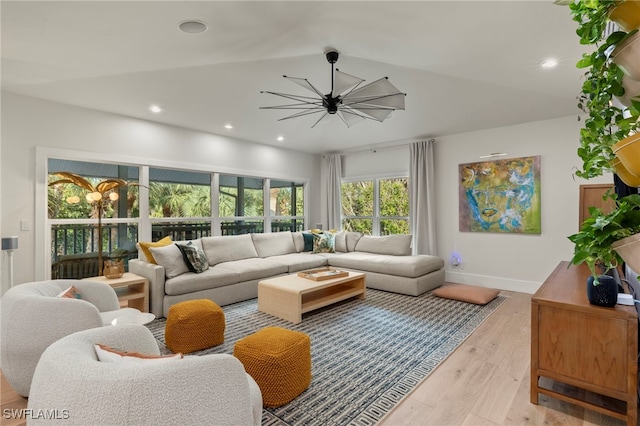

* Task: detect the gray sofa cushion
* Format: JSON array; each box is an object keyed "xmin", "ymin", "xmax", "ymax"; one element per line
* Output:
[
  {"xmin": 251, "ymin": 232, "xmax": 296, "ymax": 258},
  {"xmin": 165, "ymin": 266, "xmax": 239, "ymax": 296},
  {"xmin": 292, "ymin": 232, "xmax": 305, "ymax": 253},
  {"xmin": 328, "ymin": 252, "xmax": 443, "ymax": 278},
  {"xmin": 217, "ymin": 258, "xmax": 288, "ymax": 282},
  {"xmin": 148, "ymin": 244, "xmax": 190, "ymax": 279},
  {"xmin": 201, "ymin": 234, "xmax": 258, "ymax": 266},
  {"xmin": 355, "ymin": 234, "xmax": 412, "ymax": 256},
  {"xmin": 335, "ymin": 232, "xmax": 363, "ymax": 252},
  {"xmin": 267, "ymin": 253, "xmax": 329, "ymax": 273}
]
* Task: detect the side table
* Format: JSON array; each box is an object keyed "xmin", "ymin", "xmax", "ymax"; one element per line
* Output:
[{"xmin": 83, "ymin": 272, "xmax": 149, "ymax": 313}]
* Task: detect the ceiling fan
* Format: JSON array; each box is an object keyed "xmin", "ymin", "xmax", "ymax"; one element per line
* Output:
[{"xmin": 260, "ymin": 49, "xmax": 406, "ymax": 128}]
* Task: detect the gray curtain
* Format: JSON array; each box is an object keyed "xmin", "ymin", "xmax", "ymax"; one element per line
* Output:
[
  {"xmin": 409, "ymin": 140, "xmax": 436, "ymax": 255},
  {"xmin": 321, "ymin": 154, "xmax": 342, "ymax": 230}
]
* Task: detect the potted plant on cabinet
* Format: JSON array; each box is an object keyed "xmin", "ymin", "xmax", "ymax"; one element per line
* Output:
[{"xmin": 568, "ymin": 193, "xmax": 640, "ymax": 305}]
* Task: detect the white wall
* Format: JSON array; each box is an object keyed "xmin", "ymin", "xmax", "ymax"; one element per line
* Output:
[
  {"xmin": 342, "ymin": 116, "xmax": 613, "ymax": 293},
  {"xmin": 0, "ymin": 92, "xmax": 321, "ymax": 293}
]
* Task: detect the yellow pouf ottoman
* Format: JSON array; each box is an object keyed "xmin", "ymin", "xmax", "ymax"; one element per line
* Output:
[
  {"xmin": 165, "ymin": 299, "xmax": 225, "ymax": 354},
  {"xmin": 234, "ymin": 326, "xmax": 311, "ymax": 407}
]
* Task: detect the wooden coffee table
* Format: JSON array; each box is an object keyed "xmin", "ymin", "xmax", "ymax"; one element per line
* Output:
[{"xmin": 258, "ymin": 269, "xmax": 366, "ymax": 324}]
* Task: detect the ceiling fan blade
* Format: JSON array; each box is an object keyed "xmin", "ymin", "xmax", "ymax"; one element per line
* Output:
[
  {"xmin": 336, "ymin": 109, "xmax": 365, "ymax": 127},
  {"xmin": 333, "ymin": 69, "xmax": 365, "ymax": 97},
  {"xmin": 344, "ymin": 77, "xmax": 406, "ymax": 109},
  {"xmin": 311, "ymin": 112, "xmax": 330, "ymax": 128},
  {"xmin": 344, "ymin": 92, "xmax": 406, "ymax": 109},
  {"xmin": 278, "ymin": 108, "xmax": 325, "ymax": 121},
  {"xmin": 350, "ymin": 106, "xmax": 394, "ymax": 122},
  {"xmin": 283, "ymin": 76, "xmax": 325, "ymax": 98}
]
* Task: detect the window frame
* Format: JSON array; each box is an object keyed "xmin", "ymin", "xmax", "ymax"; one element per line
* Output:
[{"xmin": 341, "ymin": 174, "xmax": 409, "ymax": 236}]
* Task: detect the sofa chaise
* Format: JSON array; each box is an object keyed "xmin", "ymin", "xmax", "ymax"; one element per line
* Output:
[{"xmin": 130, "ymin": 231, "xmax": 445, "ymax": 318}]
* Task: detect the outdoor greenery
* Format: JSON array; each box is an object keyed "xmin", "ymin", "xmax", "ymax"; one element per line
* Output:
[
  {"xmin": 48, "ymin": 176, "xmax": 139, "ymax": 219},
  {"xmin": 341, "ymin": 178, "xmax": 409, "ymax": 235},
  {"xmin": 149, "ymin": 183, "xmax": 210, "ymax": 217}
]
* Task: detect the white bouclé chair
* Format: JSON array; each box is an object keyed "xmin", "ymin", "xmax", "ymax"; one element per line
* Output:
[
  {"xmin": 27, "ymin": 325, "xmax": 263, "ymax": 426},
  {"xmin": 0, "ymin": 279, "xmax": 137, "ymax": 396}
]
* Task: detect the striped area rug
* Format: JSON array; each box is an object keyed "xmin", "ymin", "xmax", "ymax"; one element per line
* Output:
[{"xmin": 146, "ymin": 288, "xmax": 507, "ymax": 426}]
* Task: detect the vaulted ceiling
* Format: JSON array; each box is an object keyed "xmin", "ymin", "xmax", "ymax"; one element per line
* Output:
[{"xmin": 1, "ymin": 1, "xmax": 585, "ymax": 154}]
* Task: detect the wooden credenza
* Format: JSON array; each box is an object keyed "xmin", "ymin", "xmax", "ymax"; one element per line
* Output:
[{"xmin": 531, "ymin": 261, "xmax": 638, "ymax": 425}]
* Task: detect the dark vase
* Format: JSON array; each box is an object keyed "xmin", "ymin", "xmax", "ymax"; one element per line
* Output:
[{"xmin": 587, "ymin": 275, "xmax": 618, "ymax": 307}]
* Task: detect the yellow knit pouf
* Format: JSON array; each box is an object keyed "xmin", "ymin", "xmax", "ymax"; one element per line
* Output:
[
  {"xmin": 234, "ymin": 326, "xmax": 311, "ymax": 407},
  {"xmin": 165, "ymin": 299, "xmax": 225, "ymax": 354}
]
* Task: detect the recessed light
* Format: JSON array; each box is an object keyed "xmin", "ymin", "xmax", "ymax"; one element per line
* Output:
[
  {"xmin": 178, "ymin": 20, "xmax": 208, "ymax": 34},
  {"xmin": 541, "ymin": 58, "xmax": 558, "ymax": 69},
  {"xmin": 224, "ymin": 124, "xmax": 233, "ymax": 130},
  {"xmin": 277, "ymin": 136, "xmax": 284, "ymax": 142},
  {"xmin": 149, "ymin": 105, "xmax": 163, "ymax": 113}
]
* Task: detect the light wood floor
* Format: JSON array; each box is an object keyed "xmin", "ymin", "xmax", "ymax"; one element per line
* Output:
[{"xmin": 1, "ymin": 291, "xmax": 634, "ymax": 425}]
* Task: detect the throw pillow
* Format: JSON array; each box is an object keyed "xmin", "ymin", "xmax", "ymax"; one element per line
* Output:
[
  {"xmin": 432, "ymin": 284, "xmax": 500, "ymax": 305},
  {"xmin": 148, "ymin": 244, "xmax": 189, "ymax": 279},
  {"xmin": 138, "ymin": 236, "xmax": 172, "ymax": 264},
  {"xmin": 57, "ymin": 285, "xmax": 82, "ymax": 299},
  {"xmin": 334, "ymin": 232, "xmax": 347, "ymax": 253},
  {"xmin": 302, "ymin": 232, "xmax": 314, "ymax": 252},
  {"xmin": 177, "ymin": 242, "xmax": 209, "ymax": 273},
  {"xmin": 94, "ymin": 344, "xmax": 183, "ymax": 365},
  {"xmin": 313, "ymin": 232, "xmax": 335, "ymax": 254}
]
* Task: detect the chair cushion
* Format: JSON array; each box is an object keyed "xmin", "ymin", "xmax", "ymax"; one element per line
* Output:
[{"xmin": 432, "ymin": 284, "xmax": 499, "ymax": 305}]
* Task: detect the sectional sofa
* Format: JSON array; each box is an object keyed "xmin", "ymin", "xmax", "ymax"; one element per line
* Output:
[{"xmin": 130, "ymin": 231, "xmax": 445, "ymax": 318}]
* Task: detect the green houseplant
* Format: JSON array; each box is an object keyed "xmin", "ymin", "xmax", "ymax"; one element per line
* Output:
[
  {"xmin": 568, "ymin": 193, "xmax": 640, "ymax": 282},
  {"xmin": 559, "ymin": 0, "xmax": 640, "ymax": 179}
]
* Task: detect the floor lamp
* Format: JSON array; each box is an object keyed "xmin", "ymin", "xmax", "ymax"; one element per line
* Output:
[{"xmin": 2, "ymin": 236, "xmax": 18, "ymax": 288}]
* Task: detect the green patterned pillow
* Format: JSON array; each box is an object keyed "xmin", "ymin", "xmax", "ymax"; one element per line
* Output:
[
  {"xmin": 176, "ymin": 242, "xmax": 209, "ymax": 273},
  {"xmin": 312, "ymin": 232, "xmax": 335, "ymax": 254}
]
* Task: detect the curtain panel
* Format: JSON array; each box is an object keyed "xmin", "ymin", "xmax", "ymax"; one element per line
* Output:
[
  {"xmin": 409, "ymin": 140, "xmax": 437, "ymax": 255},
  {"xmin": 321, "ymin": 154, "xmax": 342, "ymax": 231}
]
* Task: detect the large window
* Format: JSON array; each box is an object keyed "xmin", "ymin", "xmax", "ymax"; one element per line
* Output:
[
  {"xmin": 219, "ymin": 175, "xmax": 265, "ymax": 234},
  {"xmin": 341, "ymin": 177, "xmax": 409, "ymax": 235},
  {"xmin": 149, "ymin": 168, "xmax": 211, "ymax": 241},
  {"xmin": 270, "ymin": 180, "xmax": 305, "ymax": 233},
  {"xmin": 48, "ymin": 159, "xmax": 140, "ymax": 279},
  {"xmin": 47, "ymin": 160, "xmax": 307, "ymax": 279}
]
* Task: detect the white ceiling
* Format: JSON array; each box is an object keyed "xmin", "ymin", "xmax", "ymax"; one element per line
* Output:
[{"xmin": 1, "ymin": 1, "xmax": 586, "ymax": 154}]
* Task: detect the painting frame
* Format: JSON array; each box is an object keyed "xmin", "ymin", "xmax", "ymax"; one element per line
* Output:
[{"xmin": 459, "ymin": 155, "xmax": 541, "ymax": 234}]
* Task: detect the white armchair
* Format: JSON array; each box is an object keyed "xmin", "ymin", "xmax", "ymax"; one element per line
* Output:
[
  {"xmin": 27, "ymin": 325, "xmax": 262, "ymax": 426},
  {"xmin": 0, "ymin": 279, "xmax": 133, "ymax": 396}
]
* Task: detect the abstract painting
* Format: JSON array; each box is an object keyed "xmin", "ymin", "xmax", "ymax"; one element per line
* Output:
[{"xmin": 459, "ymin": 156, "xmax": 541, "ymax": 234}]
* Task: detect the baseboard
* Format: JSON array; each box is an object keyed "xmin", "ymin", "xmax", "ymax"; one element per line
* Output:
[{"xmin": 444, "ymin": 270, "xmax": 541, "ymax": 294}]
